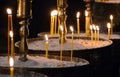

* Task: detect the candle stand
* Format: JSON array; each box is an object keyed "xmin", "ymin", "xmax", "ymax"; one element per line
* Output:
[
  {"xmin": 17, "ymin": 0, "xmax": 32, "ymax": 61},
  {"xmin": 57, "ymin": 0, "xmax": 68, "ymax": 43}
]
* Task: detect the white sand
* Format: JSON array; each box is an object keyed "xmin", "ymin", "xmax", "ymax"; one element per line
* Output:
[
  {"xmin": 0, "ymin": 55, "xmax": 89, "ymax": 68},
  {"xmin": 28, "ymin": 38, "xmax": 112, "ymax": 51}
]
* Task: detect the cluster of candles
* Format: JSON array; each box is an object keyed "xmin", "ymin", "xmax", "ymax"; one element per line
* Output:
[
  {"xmin": 7, "ymin": 8, "xmax": 15, "ymax": 77},
  {"xmin": 50, "ymin": 10, "xmax": 81, "ymax": 37},
  {"xmin": 45, "ymin": 25, "xmax": 74, "ymax": 63},
  {"xmin": 90, "ymin": 24, "xmax": 99, "ymax": 41}
]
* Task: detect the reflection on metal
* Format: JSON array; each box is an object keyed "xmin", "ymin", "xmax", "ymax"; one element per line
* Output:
[
  {"xmin": 17, "ymin": 0, "xmax": 32, "ymax": 61},
  {"xmin": 57, "ymin": 0, "xmax": 68, "ymax": 43}
]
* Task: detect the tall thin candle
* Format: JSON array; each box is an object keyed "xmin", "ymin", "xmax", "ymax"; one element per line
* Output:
[
  {"xmin": 70, "ymin": 26, "xmax": 74, "ymax": 63},
  {"xmin": 76, "ymin": 12, "xmax": 80, "ymax": 36},
  {"xmin": 107, "ymin": 23, "xmax": 111, "ymax": 40},
  {"xmin": 60, "ymin": 25, "xmax": 63, "ymax": 61},
  {"xmin": 10, "ymin": 31, "xmax": 14, "ymax": 59},
  {"xmin": 96, "ymin": 26, "xmax": 100, "ymax": 41},
  {"xmin": 7, "ymin": 8, "xmax": 12, "ymax": 62},
  {"xmin": 90, "ymin": 25, "xmax": 93, "ymax": 41},
  {"xmin": 110, "ymin": 15, "xmax": 113, "ymax": 34},
  {"xmin": 53, "ymin": 10, "xmax": 58, "ymax": 35},
  {"xmin": 50, "ymin": 11, "xmax": 54, "ymax": 36},
  {"xmin": 85, "ymin": 10, "xmax": 90, "ymax": 37},
  {"xmin": 45, "ymin": 34, "xmax": 49, "ymax": 58}
]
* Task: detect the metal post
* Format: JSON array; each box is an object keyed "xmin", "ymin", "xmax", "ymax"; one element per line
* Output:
[
  {"xmin": 17, "ymin": 0, "xmax": 32, "ymax": 61},
  {"xmin": 57, "ymin": 0, "xmax": 68, "ymax": 43}
]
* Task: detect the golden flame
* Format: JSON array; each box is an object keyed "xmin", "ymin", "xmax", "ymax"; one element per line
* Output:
[
  {"xmin": 110, "ymin": 15, "xmax": 113, "ymax": 20},
  {"xmin": 85, "ymin": 10, "xmax": 88, "ymax": 17},
  {"xmin": 76, "ymin": 12, "xmax": 80, "ymax": 18},
  {"xmin": 70, "ymin": 26, "xmax": 74, "ymax": 32},
  {"xmin": 10, "ymin": 31, "xmax": 13, "ymax": 38},
  {"xmin": 45, "ymin": 34, "xmax": 48, "ymax": 41},
  {"xmin": 107, "ymin": 23, "xmax": 111, "ymax": 29},
  {"xmin": 7, "ymin": 8, "xmax": 12, "ymax": 15},
  {"xmin": 9, "ymin": 56, "xmax": 14, "ymax": 67}
]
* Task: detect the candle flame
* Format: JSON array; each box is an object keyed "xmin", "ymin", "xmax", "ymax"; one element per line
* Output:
[
  {"xmin": 110, "ymin": 15, "xmax": 113, "ymax": 20},
  {"xmin": 107, "ymin": 23, "xmax": 111, "ymax": 29},
  {"xmin": 60, "ymin": 25, "xmax": 63, "ymax": 32},
  {"xmin": 92, "ymin": 24, "xmax": 96, "ymax": 30},
  {"xmin": 7, "ymin": 8, "xmax": 12, "ymax": 15},
  {"xmin": 51, "ymin": 10, "xmax": 58, "ymax": 16},
  {"xmin": 9, "ymin": 56, "xmax": 14, "ymax": 67},
  {"xmin": 45, "ymin": 34, "xmax": 48, "ymax": 41},
  {"xmin": 96, "ymin": 26, "xmax": 99, "ymax": 31},
  {"xmin": 10, "ymin": 31, "xmax": 13, "ymax": 38},
  {"xmin": 70, "ymin": 26, "xmax": 74, "ymax": 32},
  {"xmin": 85, "ymin": 10, "xmax": 88, "ymax": 17},
  {"xmin": 90, "ymin": 25, "xmax": 93, "ymax": 30},
  {"xmin": 53, "ymin": 10, "xmax": 58, "ymax": 16},
  {"xmin": 76, "ymin": 12, "xmax": 80, "ymax": 18}
]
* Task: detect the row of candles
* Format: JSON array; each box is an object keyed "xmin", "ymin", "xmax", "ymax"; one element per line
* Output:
[
  {"xmin": 90, "ymin": 22, "xmax": 112, "ymax": 41},
  {"xmin": 50, "ymin": 10, "xmax": 114, "ymax": 38}
]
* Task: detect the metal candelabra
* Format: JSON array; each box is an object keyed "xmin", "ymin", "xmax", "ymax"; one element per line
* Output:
[
  {"xmin": 57, "ymin": 0, "xmax": 68, "ymax": 43},
  {"xmin": 17, "ymin": 0, "xmax": 32, "ymax": 61}
]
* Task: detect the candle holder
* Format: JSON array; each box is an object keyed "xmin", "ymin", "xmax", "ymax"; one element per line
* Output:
[
  {"xmin": 57, "ymin": 0, "xmax": 68, "ymax": 44},
  {"xmin": 17, "ymin": 0, "xmax": 32, "ymax": 61}
]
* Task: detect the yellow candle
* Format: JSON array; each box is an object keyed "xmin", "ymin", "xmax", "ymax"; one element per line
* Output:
[
  {"xmin": 107, "ymin": 23, "xmax": 111, "ymax": 40},
  {"xmin": 45, "ymin": 34, "xmax": 49, "ymax": 58},
  {"xmin": 7, "ymin": 8, "xmax": 12, "ymax": 61},
  {"xmin": 7, "ymin": 8, "xmax": 12, "ymax": 62},
  {"xmin": 96, "ymin": 26, "xmax": 100, "ymax": 41},
  {"xmin": 9, "ymin": 56, "xmax": 14, "ymax": 77},
  {"xmin": 85, "ymin": 10, "xmax": 90, "ymax": 37},
  {"xmin": 70, "ymin": 26, "xmax": 74, "ymax": 63},
  {"xmin": 53, "ymin": 10, "xmax": 58, "ymax": 35},
  {"xmin": 76, "ymin": 12, "xmax": 80, "ymax": 36},
  {"xmin": 10, "ymin": 31, "xmax": 14, "ymax": 59},
  {"xmin": 90, "ymin": 25, "xmax": 93, "ymax": 41},
  {"xmin": 110, "ymin": 15, "xmax": 113, "ymax": 34},
  {"xmin": 93, "ymin": 25, "xmax": 96, "ymax": 41},
  {"xmin": 60, "ymin": 26, "xmax": 63, "ymax": 61},
  {"xmin": 50, "ymin": 11, "xmax": 54, "ymax": 36}
]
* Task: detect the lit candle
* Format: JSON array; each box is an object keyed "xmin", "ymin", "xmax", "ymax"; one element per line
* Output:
[
  {"xmin": 7, "ymin": 8, "xmax": 12, "ymax": 62},
  {"xmin": 10, "ymin": 31, "xmax": 14, "ymax": 59},
  {"xmin": 90, "ymin": 25, "xmax": 93, "ymax": 41},
  {"xmin": 45, "ymin": 34, "xmax": 49, "ymax": 58},
  {"xmin": 96, "ymin": 26, "xmax": 100, "ymax": 41},
  {"xmin": 53, "ymin": 10, "xmax": 58, "ymax": 35},
  {"xmin": 93, "ymin": 24, "xmax": 96, "ymax": 41},
  {"xmin": 85, "ymin": 10, "xmax": 90, "ymax": 37},
  {"xmin": 107, "ymin": 23, "xmax": 111, "ymax": 40},
  {"xmin": 60, "ymin": 25, "xmax": 63, "ymax": 61},
  {"xmin": 110, "ymin": 15, "xmax": 113, "ymax": 34},
  {"xmin": 70, "ymin": 26, "xmax": 74, "ymax": 63},
  {"xmin": 50, "ymin": 10, "xmax": 54, "ymax": 36},
  {"xmin": 76, "ymin": 12, "xmax": 80, "ymax": 36},
  {"xmin": 9, "ymin": 56, "xmax": 14, "ymax": 77}
]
